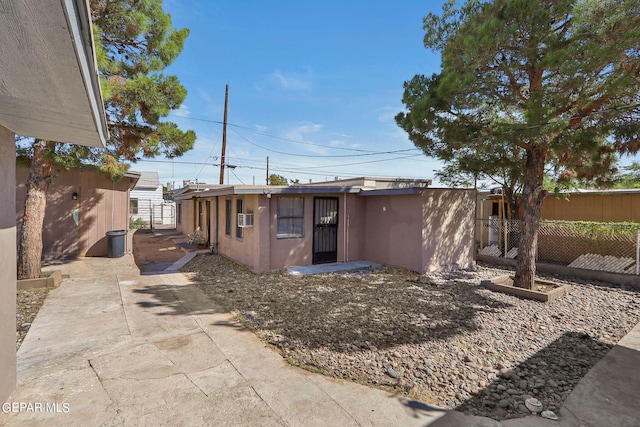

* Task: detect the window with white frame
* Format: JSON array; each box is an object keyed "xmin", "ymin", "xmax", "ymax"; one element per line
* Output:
[
  {"xmin": 235, "ymin": 198, "xmax": 244, "ymax": 239},
  {"xmin": 130, "ymin": 198, "xmax": 139, "ymax": 214},
  {"xmin": 277, "ymin": 197, "xmax": 304, "ymax": 238}
]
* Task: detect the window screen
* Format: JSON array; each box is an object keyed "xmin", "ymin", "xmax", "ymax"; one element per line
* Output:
[{"xmin": 277, "ymin": 197, "xmax": 304, "ymax": 238}]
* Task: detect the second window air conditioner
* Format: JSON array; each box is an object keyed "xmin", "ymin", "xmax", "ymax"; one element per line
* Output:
[{"xmin": 237, "ymin": 213, "xmax": 254, "ymax": 228}]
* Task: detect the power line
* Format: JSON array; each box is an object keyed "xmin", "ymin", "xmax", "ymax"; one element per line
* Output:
[
  {"xmin": 169, "ymin": 113, "xmax": 421, "ymax": 155},
  {"xmin": 229, "ymin": 126, "xmax": 420, "ymax": 158}
]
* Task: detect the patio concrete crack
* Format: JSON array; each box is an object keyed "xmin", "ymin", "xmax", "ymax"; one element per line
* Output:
[
  {"xmin": 115, "ymin": 275, "xmax": 133, "ymax": 337},
  {"xmin": 183, "ymin": 373, "xmax": 210, "ymax": 398},
  {"xmin": 87, "ymin": 358, "xmax": 118, "ymax": 409}
]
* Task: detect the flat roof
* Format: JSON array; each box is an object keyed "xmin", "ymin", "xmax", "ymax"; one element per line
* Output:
[{"xmin": 172, "ymin": 185, "xmax": 468, "ymax": 200}]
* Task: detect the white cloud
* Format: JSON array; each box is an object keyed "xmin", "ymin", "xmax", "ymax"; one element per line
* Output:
[
  {"xmin": 283, "ymin": 122, "xmax": 324, "ymax": 141},
  {"xmin": 174, "ymin": 104, "xmax": 192, "ymax": 118},
  {"xmin": 264, "ymin": 68, "xmax": 314, "ymax": 91}
]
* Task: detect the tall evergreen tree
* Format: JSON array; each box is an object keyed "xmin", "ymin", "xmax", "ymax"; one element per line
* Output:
[
  {"xmin": 17, "ymin": 0, "xmax": 196, "ymax": 279},
  {"xmin": 397, "ymin": 0, "xmax": 640, "ymax": 289}
]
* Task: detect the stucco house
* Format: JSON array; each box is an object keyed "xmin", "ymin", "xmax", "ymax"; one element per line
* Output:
[
  {"xmin": 175, "ymin": 178, "xmax": 476, "ymax": 274},
  {"xmin": 0, "ymin": 0, "xmax": 108, "ymax": 402}
]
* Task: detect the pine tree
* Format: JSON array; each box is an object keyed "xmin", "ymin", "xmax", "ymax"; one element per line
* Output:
[{"xmin": 397, "ymin": 0, "xmax": 640, "ymax": 288}]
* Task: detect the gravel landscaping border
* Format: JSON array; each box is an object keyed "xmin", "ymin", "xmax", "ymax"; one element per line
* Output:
[
  {"xmin": 182, "ymin": 253, "xmax": 640, "ymax": 421},
  {"xmin": 16, "ymin": 288, "xmax": 48, "ymax": 350}
]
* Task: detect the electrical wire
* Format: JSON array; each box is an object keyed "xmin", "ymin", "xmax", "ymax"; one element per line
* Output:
[
  {"xmin": 169, "ymin": 113, "xmax": 419, "ymax": 154},
  {"xmin": 229, "ymin": 126, "xmax": 420, "ymax": 158}
]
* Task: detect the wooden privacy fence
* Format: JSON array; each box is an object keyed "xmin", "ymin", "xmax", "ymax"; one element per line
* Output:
[{"xmin": 477, "ymin": 219, "xmax": 640, "ymax": 275}]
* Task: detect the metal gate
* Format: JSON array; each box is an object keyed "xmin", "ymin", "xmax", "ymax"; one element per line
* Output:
[{"xmin": 313, "ymin": 197, "xmax": 339, "ymax": 264}]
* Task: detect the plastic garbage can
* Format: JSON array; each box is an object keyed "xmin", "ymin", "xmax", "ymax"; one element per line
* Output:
[{"xmin": 106, "ymin": 229, "xmax": 127, "ymax": 258}]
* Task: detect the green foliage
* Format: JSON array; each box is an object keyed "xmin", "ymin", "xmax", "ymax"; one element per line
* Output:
[
  {"xmin": 540, "ymin": 220, "xmax": 639, "ymax": 247},
  {"xmin": 129, "ymin": 217, "xmax": 149, "ymax": 230},
  {"xmin": 269, "ymin": 174, "xmax": 289, "ymax": 186},
  {"xmin": 613, "ymin": 162, "xmax": 640, "ymax": 189},
  {"xmin": 399, "ymin": 0, "xmax": 640, "ymax": 286},
  {"xmin": 400, "ymin": 0, "xmax": 640, "ymax": 190}
]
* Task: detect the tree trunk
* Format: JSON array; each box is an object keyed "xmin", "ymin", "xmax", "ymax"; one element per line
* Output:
[
  {"xmin": 513, "ymin": 146, "xmax": 547, "ymax": 289},
  {"xmin": 503, "ymin": 186, "xmax": 520, "ymax": 220},
  {"xmin": 17, "ymin": 140, "xmax": 54, "ymax": 280}
]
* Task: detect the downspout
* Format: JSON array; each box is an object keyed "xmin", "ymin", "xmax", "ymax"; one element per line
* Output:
[{"xmin": 344, "ymin": 192, "xmax": 348, "ymax": 262}]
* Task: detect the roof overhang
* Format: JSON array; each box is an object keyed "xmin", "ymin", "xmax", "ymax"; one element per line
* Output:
[
  {"xmin": 357, "ymin": 188, "xmax": 425, "ymax": 196},
  {"xmin": 0, "ymin": 0, "xmax": 108, "ymax": 147},
  {"xmin": 180, "ymin": 185, "xmax": 365, "ymax": 200}
]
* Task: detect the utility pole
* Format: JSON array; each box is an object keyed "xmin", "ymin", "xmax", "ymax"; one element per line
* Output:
[
  {"xmin": 265, "ymin": 156, "xmax": 269, "ymax": 184},
  {"xmin": 219, "ymin": 84, "xmax": 229, "ymax": 184}
]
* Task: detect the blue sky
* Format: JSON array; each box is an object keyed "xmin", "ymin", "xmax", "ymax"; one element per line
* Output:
[{"xmin": 130, "ymin": 0, "xmax": 446, "ymax": 188}]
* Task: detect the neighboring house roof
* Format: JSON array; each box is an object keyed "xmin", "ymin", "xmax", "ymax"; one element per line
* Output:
[
  {"xmin": 302, "ymin": 177, "xmax": 432, "ymax": 189},
  {"xmin": 168, "ymin": 184, "xmax": 228, "ymax": 199},
  {"xmin": 570, "ymin": 188, "xmax": 640, "ymax": 195},
  {"xmin": 0, "ymin": 0, "xmax": 108, "ymax": 147},
  {"xmin": 479, "ymin": 187, "xmax": 640, "ymax": 199},
  {"xmin": 132, "ymin": 171, "xmax": 160, "ymax": 190}
]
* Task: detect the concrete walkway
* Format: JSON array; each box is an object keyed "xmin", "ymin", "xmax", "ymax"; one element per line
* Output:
[
  {"xmin": 1, "ymin": 255, "xmax": 454, "ymax": 426},
  {"xmin": 2, "ymin": 252, "xmax": 640, "ymax": 426}
]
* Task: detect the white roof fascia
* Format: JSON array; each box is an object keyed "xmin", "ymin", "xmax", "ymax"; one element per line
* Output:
[{"xmin": 63, "ymin": 0, "xmax": 109, "ymax": 146}]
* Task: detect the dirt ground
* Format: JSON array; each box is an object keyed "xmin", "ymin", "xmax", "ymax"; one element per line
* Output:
[{"xmin": 132, "ymin": 229, "xmax": 190, "ymax": 272}]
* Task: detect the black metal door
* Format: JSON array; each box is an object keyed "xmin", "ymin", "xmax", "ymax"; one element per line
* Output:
[{"xmin": 313, "ymin": 197, "xmax": 339, "ymax": 264}]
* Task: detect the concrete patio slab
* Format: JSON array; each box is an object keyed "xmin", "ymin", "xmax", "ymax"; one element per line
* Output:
[{"xmin": 286, "ymin": 260, "xmax": 383, "ymax": 276}]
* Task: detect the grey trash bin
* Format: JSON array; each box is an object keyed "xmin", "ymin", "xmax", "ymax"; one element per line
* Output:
[{"xmin": 106, "ymin": 229, "xmax": 127, "ymax": 258}]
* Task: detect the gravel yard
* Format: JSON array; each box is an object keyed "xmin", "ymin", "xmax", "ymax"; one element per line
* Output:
[
  {"xmin": 182, "ymin": 253, "xmax": 640, "ymax": 421},
  {"xmin": 16, "ymin": 288, "xmax": 48, "ymax": 350}
]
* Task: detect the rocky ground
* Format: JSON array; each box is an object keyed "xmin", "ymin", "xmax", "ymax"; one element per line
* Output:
[
  {"xmin": 182, "ymin": 253, "xmax": 640, "ymax": 421},
  {"xmin": 16, "ymin": 288, "xmax": 48, "ymax": 350}
]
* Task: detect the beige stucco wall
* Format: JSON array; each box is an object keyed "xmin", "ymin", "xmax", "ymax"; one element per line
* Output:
[
  {"xmin": 267, "ymin": 193, "xmax": 364, "ymax": 271},
  {"xmin": 217, "ymin": 195, "xmax": 262, "ymax": 271},
  {"xmin": 421, "ymin": 189, "xmax": 476, "ymax": 272},
  {"xmin": 0, "ymin": 126, "xmax": 17, "ymax": 403},
  {"xmin": 346, "ymin": 196, "xmax": 367, "ymax": 262},
  {"xmin": 363, "ymin": 194, "xmax": 424, "ymax": 272},
  {"xmin": 16, "ymin": 168, "xmax": 133, "ymax": 258},
  {"xmin": 176, "ymin": 199, "xmax": 195, "ymax": 236},
  {"xmin": 269, "ymin": 195, "xmax": 313, "ymax": 270}
]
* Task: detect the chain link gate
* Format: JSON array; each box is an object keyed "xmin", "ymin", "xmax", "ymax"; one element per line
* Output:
[{"xmin": 477, "ymin": 219, "xmax": 640, "ymax": 275}]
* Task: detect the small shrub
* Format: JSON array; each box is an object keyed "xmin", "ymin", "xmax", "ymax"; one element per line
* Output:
[{"xmin": 129, "ymin": 217, "xmax": 148, "ymax": 229}]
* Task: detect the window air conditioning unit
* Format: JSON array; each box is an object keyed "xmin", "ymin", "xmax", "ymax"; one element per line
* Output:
[{"xmin": 237, "ymin": 213, "xmax": 254, "ymax": 228}]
